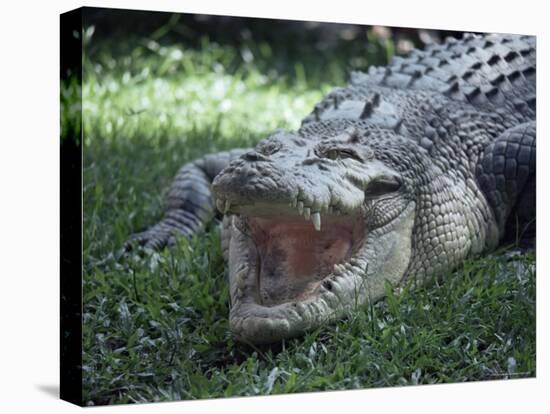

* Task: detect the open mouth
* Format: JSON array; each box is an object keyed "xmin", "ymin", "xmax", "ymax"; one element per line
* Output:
[
  {"xmin": 233, "ymin": 208, "xmax": 366, "ymax": 307},
  {"xmin": 218, "ymin": 193, "xmax": 414, "ymax": 343}
]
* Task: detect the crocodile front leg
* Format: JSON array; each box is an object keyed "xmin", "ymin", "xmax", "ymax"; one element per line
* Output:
[{"xmin": 126, "ymin": 148, "xmax": 249, "ymax": 250}]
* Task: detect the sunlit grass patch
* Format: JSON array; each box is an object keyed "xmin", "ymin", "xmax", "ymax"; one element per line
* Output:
[{"xmin": 82, "ymin": 40, "xmax": 343, "ymax": 148}]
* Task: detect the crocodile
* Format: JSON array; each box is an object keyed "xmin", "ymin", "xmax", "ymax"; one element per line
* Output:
[{"xmin": 127, "ymin": 33, "xmax": 536, "ymax": 344}]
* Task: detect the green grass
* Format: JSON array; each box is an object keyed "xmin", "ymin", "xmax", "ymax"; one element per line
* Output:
[{"xmin": 81, "ymin": 26, "xmax": 536, "ymax": 406}]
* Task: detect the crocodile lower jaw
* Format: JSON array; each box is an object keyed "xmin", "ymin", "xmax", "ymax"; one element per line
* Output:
[
  {"xmin": 227, "ymin": 201, "xmax": 417, "ymax": 344},
  {"xmin": 226, "ymin": 208, "xmax": 371, "ymax": 343}
]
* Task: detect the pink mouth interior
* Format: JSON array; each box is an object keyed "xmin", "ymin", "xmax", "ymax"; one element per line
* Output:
[{"xmin": 248, "ymin": 215, "xmax": 365, "ymax": 306}]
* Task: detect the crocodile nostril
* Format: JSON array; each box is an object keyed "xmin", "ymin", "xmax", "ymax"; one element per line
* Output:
[{"xmin": 242, "ymin": 151, "xmax": 269, "ymax": 162}]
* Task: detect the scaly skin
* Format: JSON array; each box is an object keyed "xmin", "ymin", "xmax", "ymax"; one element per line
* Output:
[{"xmin": 128, "ymin": 33, "xmax": 536, "ymax": 344}]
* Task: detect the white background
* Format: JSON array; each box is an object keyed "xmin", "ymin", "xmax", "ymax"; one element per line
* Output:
[{"xmin": 0, "ymin": 0, "xmax": 547, "ymax": 412}]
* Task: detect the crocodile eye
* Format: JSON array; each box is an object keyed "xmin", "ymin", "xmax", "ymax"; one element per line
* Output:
[
  {"xmin": 364, "ymin": 177, "xmax": 402, "ymax": 197},
  {"xmin": 321, "ymin": 147, "xmax": 363, "ymax": 162},
  {"xmin": 325, "ymin": 149, "xmax": 339, "ymax": 160}
]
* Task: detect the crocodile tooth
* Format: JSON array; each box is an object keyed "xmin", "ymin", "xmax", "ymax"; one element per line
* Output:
[
  {"xmin": 224, "ymin": 200, "xmax": 231, "ymax": 214},
  {"xmin": 216, "ymin": 198, "xmax": 225, "ymax": 213},
  {"xmin": 312, "ymin": 212, "xmax": 321, "ymax": 231},
  {"xmin": 231, "ymin": 217, "xmax": 239, "ymax": 231},
  {"xmin": 334, "ymin": 263, "xmax": 345, "ymax": 272},
  {"xmin": 304, "ymin": 207, "xmax": 311, "ymax": 220},
  {"xmin": 236, "ymin": 268, "xmax": 248, "ymax": 290},
  {"xmin": 297, "ymin": 201, "xmax": 304, "ymax": 215}
]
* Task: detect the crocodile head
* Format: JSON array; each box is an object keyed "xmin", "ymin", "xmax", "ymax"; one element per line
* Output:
[
  {"xmin": 212, "ymin": 126, "xmax": 415, "ymax": 343},
  {"xmin": 212, "ymin": 124, "xmax": 488, "ymax": 344}
]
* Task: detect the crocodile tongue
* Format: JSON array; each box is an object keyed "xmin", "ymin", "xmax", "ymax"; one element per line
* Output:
[{"xmin": 248, "ymin": 215, "xmax": 364, "ymax": 306}]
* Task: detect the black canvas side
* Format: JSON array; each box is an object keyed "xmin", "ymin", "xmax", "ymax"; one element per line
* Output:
[{"xmin": 60, "ymin": 7, "xmax": 83, "ymax": 407}]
